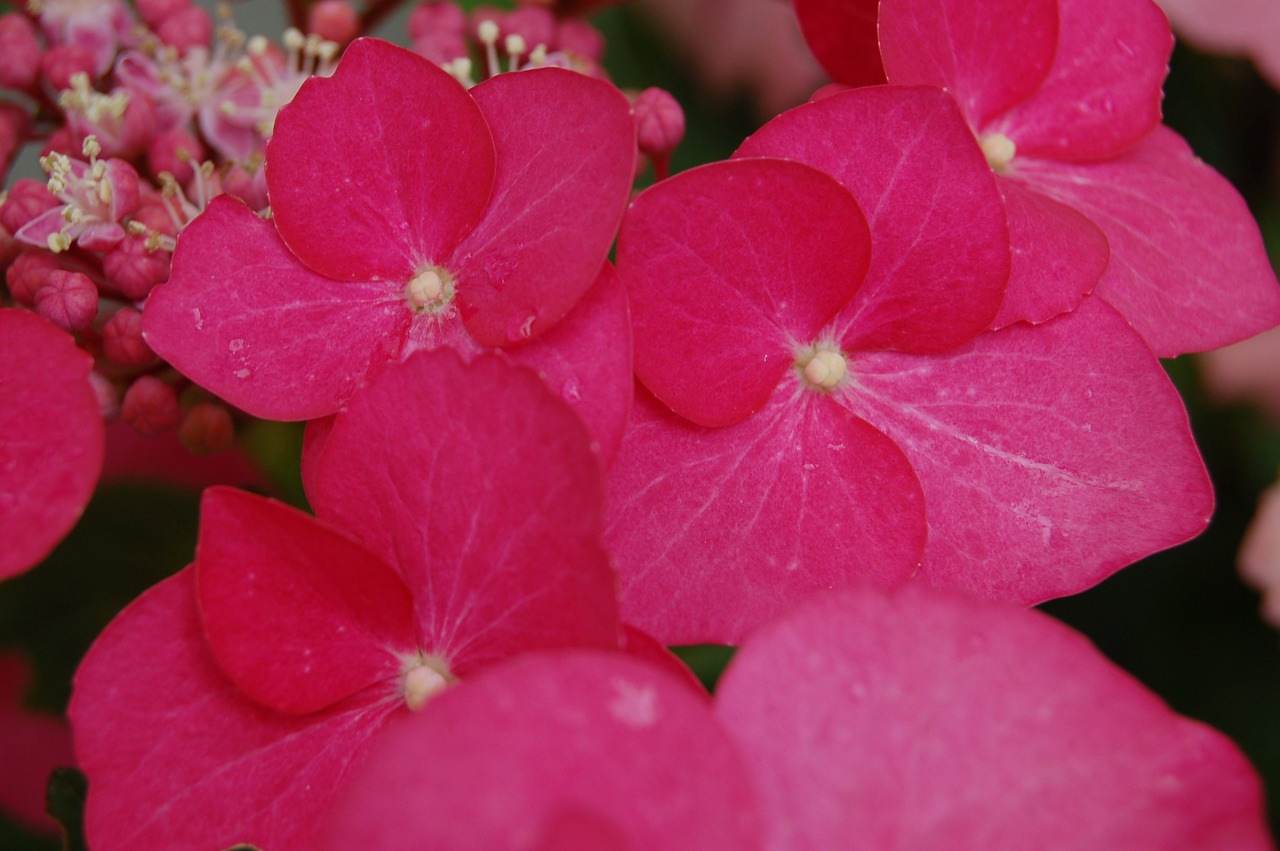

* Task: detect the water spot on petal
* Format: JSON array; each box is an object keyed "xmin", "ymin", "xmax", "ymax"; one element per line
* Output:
[
  {"xmin": 234, "ymin": 368, "xmax": 251, "ymax": 379},
  {"xmin": 609, "ymin": 678, "xmax": 659, "ymax": 729},
  {"xmin": 562, "ymin": 379, "xmax": 581, "ymax": 403}
]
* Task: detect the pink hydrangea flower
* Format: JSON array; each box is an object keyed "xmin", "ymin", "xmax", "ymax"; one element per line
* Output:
[
  {"xmin": 317, "ymin": 651, "xmax": 763, "ymax": 850},
  {"xmin": 70, "ymin": 349, "xmax": 622, "ymax": 851},
  {"xmin": 715, "ymin": 582, "xmax": 1274, "ymax": 849},
  {"xmin": 0, "ymin": 308, "xmax": 103, "ymax": 582},
  {"xmin": 608, "ymin": 87, "xmax": 1211, "ymax": 644},
  {"xmin": 0, "ymin": 652, "xmax": 76, "ymax": 837},
  {"xmin": 794, "ymin": 0, "xmax": 1280, "ymax": 356},
  {"xmin": 143, "ymin": 37, "xmax": 636, "ymax": 437}
]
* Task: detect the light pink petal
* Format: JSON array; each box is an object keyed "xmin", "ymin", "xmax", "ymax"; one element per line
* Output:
[
  {"xmin": 995, "ymin": 0, "xmax": 1172, "ymax": 161},
  {"xmin": 993, "ymin": 176, "xmax": 1109, "ymax": 327},
  {"xmin": 451, "ymin": 67, "xmax": 635, "ymax": 347},
  {"xmin": 70, "ymin": 568, "xmax": 400, "ymax": 851},
  {"xmin": 606, "ymin": 384, "xmax": 926, "ymax": 646},
  {"xmin": 267, "ymin": 38, "xmax": 495, "ymax": 282},
  {"xmin": 308, "ymin": 350, "xmax": 619, "ymax": 673},
  {"xmin": 143, "ymin": 195, "xmax": 410, "ymax": 420},
  {"xmin": 318, "ymin": 652, "xmax": 764, "ymax": 851},
  {"xmin": 618, "ymin": 158, "xmax": 869, "ymax": 427},
  {"xmin": 196, "ymin": 487, "xmax": 417, "ymax": 715},
  {"xmin": 1018, "ymin": 126, "xmax": 1280, "ymax": 356},
  {"xmin": 715, "ymin": 583, "xmax": 1273, "ymax": 851},
  {"xmin": 737, "ymin": 86, "xmax": 1008, "ymax": 354},
  {"xmin": 0, "ymin": 653, "xmax": 75, "ymax": 835},
  {"xmin": 1201, "ymin": 325, "xmax": 1280, "ymax": 424},
  {"xmin": 839, "ymin": 297, "xmax": 1212, "ymax": 604},
  {"xmin": 502, "ymin": 262, "xmax": 634, "ymax": 466},
  {"xmin": 0, "ymin": 308, "xmax": 103, "ymax": 581},
  {"xmin": 792, "ymin": 0, "xmax": 885, "ymax": 86},
  {"xmin": 879, "ymin": 0, "xmax": 1058, "ymax": 128}
]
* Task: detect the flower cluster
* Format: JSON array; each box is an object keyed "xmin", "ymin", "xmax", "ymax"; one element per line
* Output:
[{"xmin": 4, "ymin": 0, "xmax": 1280, "ymax": 847}]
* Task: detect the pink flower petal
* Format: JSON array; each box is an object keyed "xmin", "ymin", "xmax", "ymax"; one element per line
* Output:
[
  {"xmin": 993, "ymin": 176, "xmax": 1109, "ymax": 327},
  {"xmin": 196, "ymin": 487, "xmax": 417, "ymax": 715},
  {"xmin": 792, "ymin": 0, "xmax": 885, "ymax": 86},
  {"xmin": 619, "ymin": 624, "xmax": 707, "ymax": 698},
  {"xmin": 70, "ymin": 569, "xmax": 399, "ymax": 851},
  {"xmin": 995, "ymin": 0, "xmax": 1172, "ymax": 161},
  {"xmin": 606, "ymin": 384, "xmax": 926, "ymax": 646},
  {"xmin": 736, "ymin": 86, "xmax": 1008, "ymax": 354},
  {"xmin": 839, "ymin": 297, "xmax": 1212, "ymax": 604},
  {"xmin": 0, "ymin": 652, "xmax": 74, "ymax": 836},
  {"xmin": 143, "ymin": 195, "xmax": 409, "ymax": 420},
  {"xmin": 307, "ymin": 350, "xmax": 620, "ymax": 673},
  {"xmin": 879, "ymin": 0, "xmax": 1059, "ymax": 129},
  {"xmin": 266, "ymin": 38, "xmax": 495, "ymax": 282},
  {"xmin": 618, "ymin": 158, "xmax": 869, "ymax": 427},
  {"xmin": 0, "ymin": 308, "xmax": 103, "ymax": 581},
  {"xmin": 317, "ymin": 652, "xmax": 764, "ymax": 851},
  {"xmin": 715, "ymin": 583, "xmax": 1273, "ymax": 850},
  {"xmin": 1018, "ymin": 126, "xmax": 1280, "ymax": 356},
  {"xmin": 451, "ymin": 67, "xmax": 635, "ymax": 347}
]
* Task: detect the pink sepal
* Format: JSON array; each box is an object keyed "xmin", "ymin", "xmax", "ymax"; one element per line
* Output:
[{"xmin": 196, "ymin": 487, "xmax": 417, "ymax": 715}]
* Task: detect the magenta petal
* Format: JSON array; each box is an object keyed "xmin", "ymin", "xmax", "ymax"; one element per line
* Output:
[
  {"xmin": 996, "ymin": 0, "xmax": 1172, "ymax": 161},
  {"xmin": 737, "ymin": 86, "xmax": 1008, "ymax": 353},
  {"xmin": 318, "ymin": 652, "xmax": 763, "ymax": 851},
  {"xmin": 619, "ymin": 624, "xmax": 708, "ymax": 699},
  {"xmin": 619, "ymin": 158, "xmax": 869, "ymax": 426},
  {"xmin": 1019, "ymin": 126, "xmax": 1280, "ymax": 356},
  {"xmin": 308, "ymin": 350, "xmax": 619, "ymax": 672},
  {"xmin": 841, "ymin": 297, "xmax": 1212, "ymax": 603},
  {"xmin": 993, "ymin": 176, "xmax": 1109, "ymax": 327},
  {"xmin": 70, "ymin": 569, "xmax": 400, "ymax": 851},
  {"xmin": 0, "ymin": 309, "xmax": 103, "ymax": 581},
  {"xmin": 267, "ymin": 38, "xmax": 495, "ymax": 281},
  {"xmin": 503, "ymin": 262, "xmax": 634, "ymax": 466},
  {"xmin": 879, "ymin": 0, "xmax": 1058, "ymax": 128},
  {"xmin": 0, "ymin": 653, "xmax": 75, "ymax": 835},
  {"xmin": 715, "ymin": 583, "xmax": 1273, "ymax": 850},
  {"xmin": 606, "ymin": 384, "xmax": 926, "ymax": 646},
  {"xmin": 196, "ymin": 487, "xmax": 417, "ymax": 715},
  {"xmin": 452, "ymin": 67, "xmax": 635, "ymax": 347},
  {"xmin": 143, "ymin": 195, "xmax": 409, "ymax": 420},
  {"xmin": 792, "ymin": 0, "xmax": 885, "ymax": 86}
]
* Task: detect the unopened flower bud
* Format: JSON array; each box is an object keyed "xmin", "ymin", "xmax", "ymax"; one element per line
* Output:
[
  {"xmin": 179, "ymin": 402, "xmax": 235, "ymax": 455},
  {"xmin": 155, "ymin": 5, "xmax": 214, "ymax": 54},
  {"xmin": 0, "ymin": 102, "xmax": 29, "ymax": 176},
  {"xmin": 102, "ymin": 308, "xmax": 156, "ymax": 366},
  {"xmin": 129, "ymin": 197, "xmax": 179, "ymax": 236},
  {"xmin": 121, "ymin": 375, "xmax": 182, "ymax": 435},
  {"xmin": 634, "ymin": 87, "xmax": 684, "ymax": 181},
  {"xmin": 5, "ymin": 251, "xmax": 59, "ymax": 305},
  {"xmin": 504, "ymin": 7, "xmax": 555, "ymax": 54},
  {"xmin": 42, "ymin": 44, "xmax": 96, "ymax": 93},
  {"xmin": 103, "ymin": 233, "xmax": 170, "ymax": 299},
  {"xmin": 90, "ymin": 370, "xmax": 121, "ymax": 420},
  {"xmin": 555, "ymin": 18, "xmax": 604, "ymax": 62},
  {"xmin": 0, "ymin": 13, "xmax": 41, "ymax": 92},
  {"xmin": 34, "ymin": 269, "xmax": 99, "ymax": 332},
  {"xmin": 147, "ymin": 127, "xmax": 204, "ymax": 185},
  {"xmin": 409, "ymin": 1, "xmax": 468, "ymax": 64},
  {"xmin": 133, "ymin": 0, "xmax": 185, "ymax": 28},
  {"xmin": 0, "ymin": 179, "xmax": 58, "ymax": 235},
  {"xmin": 307, "ymin": 0, "xmax": 359, "ymax": 44},
  {"xmin": 222, "ymin": 162, "xmax": 269, "ymax": 211}
]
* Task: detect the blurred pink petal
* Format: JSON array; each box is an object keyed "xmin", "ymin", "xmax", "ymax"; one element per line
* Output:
[{"xmin": 0, "ymin": 653, "xmax": 75, "ymax": 836}]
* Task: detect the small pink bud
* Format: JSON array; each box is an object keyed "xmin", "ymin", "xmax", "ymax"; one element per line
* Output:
[
  {"xmin": 555, "ymin": 18, "xmax": 604, "ymax": 62},
  {"xmin": 0, "ymin": 13, "xmax": 41, "ymax": 92},
  {"xmin": 103, "ymin": 233, "xmax": 170, "ymax": 299},
  {"xmin": 4, "ymin": 251, "xmax": 59, "ymax": 305},
  {"xmin": 155, "ymin": 5, "xmax": 213, "ymax": 54},
  {"xmin": 0, "ymin": 224, "xmax": 17, "ymax": 273},
  {"xmin": 90, "ymin": 370, "xmax": 120, "ymax": 420},
  {"xmin": 409, "ymin": 1, "xmax": 468, "ymax": 64},
  {"xmin": 0, "ymin": 179, "xmax": 58, "ymax": 235},
  {"xmin": 78, "ymin": 90, "xmax": 155, "ymax": 160},
  {"xmin": 42, "ymin": 127, "xmax": 74, "ymax": 157},
  {"xmin": 504, "ymin": 7, "xmax": 555, "ymax": 53},
  {"xmin": 41, "ymin": 44, "xmax": 96, "ymax": 92},
  {"xmin": 134, "ymin": 0, "xmax": 185, "ymax": 28},
  {"xmin": 147, "ymin": 127, "xmax": 204, "ymax": 185},
  {"xmin": 121, "ymin": 375, "xmax": 181, "ymax": 435},
  {"xmin": 129, "ymin": 196, "xmax": 179, "ymax": 236},
  {"xmin": 0, "ymin": 102, "xmax": 30, "ymax": 176},
  {"xmin": 634, "ymin": 87, "xmax": 684, "ymax": 180},
  {"xmin": 222, "ymin": 162, "xmax": 268, "ymax": 211},
  {"xmin": 307, "ymin": 0, "xmax": 359, "ymax": 44},
  {"xmin": 179, "ymin": 402, "xmax": 235, "ymax": 455},
  {"xmin": 102, "ymin": 307, "xmax": 156, "ymax": 366},
  {"xmin": 34, "ymin": 269, "xmax": 98, "ymax": 332}
]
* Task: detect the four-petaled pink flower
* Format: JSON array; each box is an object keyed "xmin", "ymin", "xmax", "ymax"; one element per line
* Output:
[
  {"xmin": 71, "ymin": 350, "xmax": 623, "ymax": 851},
  {"xmin": 143, "ymin": 37, "xmax": 636, "ymax": 439}
]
